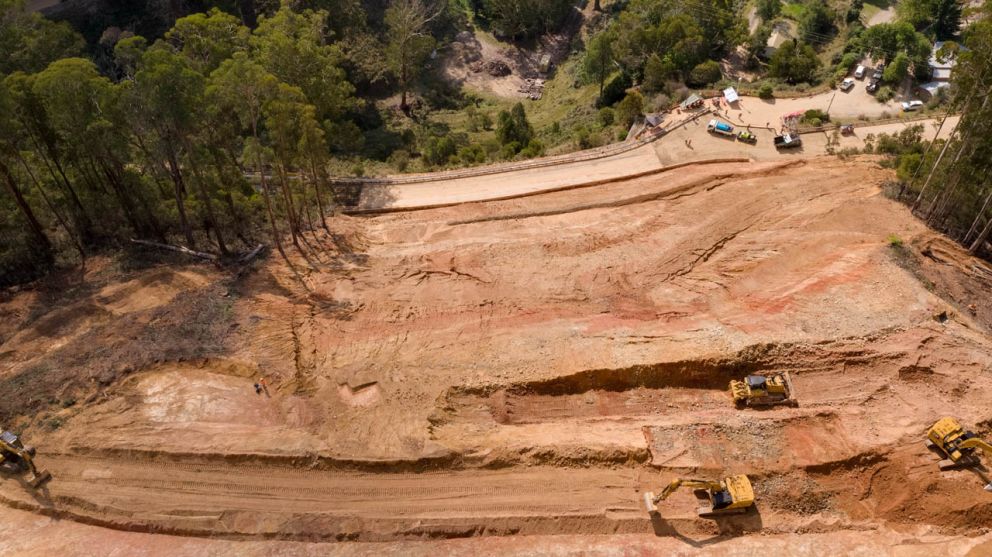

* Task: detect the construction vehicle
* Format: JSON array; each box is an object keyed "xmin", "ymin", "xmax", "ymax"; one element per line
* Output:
[
  {"xmin": 773, "ymin": 133, "xmax": 802, "ymax": 149},
  {"xmin": 643, "ymin": 475, "xmax": 755, "ymax": 518},
  {"xmin": 737, "ymin": 130, "xmax": 757, "ymax": 144},
  {"xmin": 707, "ymin": 119, "xmax": 735, "ymax": 136},
  {"xmin": 926, "ymin": 417, "xmax": 992, "ymax": 491},
  {"xmin": 729, "ymin": 372, "xmax": 798, "ymax": 408},
  {"xmin": 0, "ymin": 430, "xmax": 52, "ymax": 488}
]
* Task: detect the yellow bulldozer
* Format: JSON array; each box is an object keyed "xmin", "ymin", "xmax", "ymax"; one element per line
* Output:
[
  {"xmin": 729, "ymin": 372, "xmax": 797, "ymax": 408},
  {"xmin": 0, "ymin": 430, "xmax": 51, "ymax": 489},
  {"xmin": 643, "ymin": 475, "xmax": 755, "ymax": 518},
  {"xmin": 926, "ymin": 417, "xmax": 992, "ymax": 492}
]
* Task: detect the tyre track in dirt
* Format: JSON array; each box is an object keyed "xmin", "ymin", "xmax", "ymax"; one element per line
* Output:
[{"xmin": 0, "ymin": 454, "xmax": 664, "ymax": 541}]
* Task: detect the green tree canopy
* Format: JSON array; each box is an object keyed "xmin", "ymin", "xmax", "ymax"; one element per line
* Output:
[
  {"xmin": 768, "ymin": 39, "xmax": 821, "ymax": 83},
  {"xmin": 898, "ymin": 0, "xmax": 962, "ymax": 40},
  {"xmin": 0, "ymin": 0, "xmax": 84, "ymax": 75}
]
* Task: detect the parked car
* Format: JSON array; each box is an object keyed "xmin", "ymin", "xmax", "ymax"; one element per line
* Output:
[
  {"xmin": 901, "ymin": 100, "xmax": 924, "ymax": 112},
  {"xmin": 871, "ymin": 68, "xmax": 883, "ymax": 81},
  {"xmin": 706, "ymin": 119, "xmax": 735, "ymax": 136},
  {"xmin": 854, "ymin": 65, "xmax": 866, "ymax": 79},
  {"xmin": 866, "ymin": 80, "xmax": 879, "ymax": 94},
  {"xmin": 840, "ymin": 78, "xmax": 855, "ymax": 91}
]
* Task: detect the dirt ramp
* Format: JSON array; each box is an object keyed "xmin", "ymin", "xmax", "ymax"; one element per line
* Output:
[{"xmin": 643, "ymin": 411, "xmax": 860, "ymax": 472}]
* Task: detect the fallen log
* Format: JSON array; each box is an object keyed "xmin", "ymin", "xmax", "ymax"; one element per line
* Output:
[
  {"xmin": 238, "ymin": 243, "xmax": 265, "ymax": 264},
  {"xmin": 130, "ymin": 239, "xmax": 218, "ymax": 261}
]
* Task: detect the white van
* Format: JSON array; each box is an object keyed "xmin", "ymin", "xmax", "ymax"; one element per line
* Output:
[{"xmin": 854, "ymin": 65, "xmax": 866, "ymax": 79}]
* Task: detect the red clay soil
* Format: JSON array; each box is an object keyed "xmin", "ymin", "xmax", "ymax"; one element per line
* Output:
[{"xmin": 2, "ymin": 156, "xmax": 992, "ymax": 554}]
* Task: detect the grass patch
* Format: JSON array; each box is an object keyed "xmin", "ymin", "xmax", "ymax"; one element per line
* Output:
[
  {"xmin": 781, "ymin": 2, "xmax": 807, "ymax": 20},
  {"xmin": 860, "ymin": 3, "xmax": 881, "ymax": 22},
  {"xmin": 864, "ymin": 0, "xmax": 896, "ymax": 9}
]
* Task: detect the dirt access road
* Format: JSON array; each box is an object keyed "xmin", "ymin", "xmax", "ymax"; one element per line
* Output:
[
  {"xmin": 354, "ymin": 114, "xmax": 956, "ymax": 212},
  {"xmin": 3, "ymin": 156, "xmax": 992, "ymax": 554}
]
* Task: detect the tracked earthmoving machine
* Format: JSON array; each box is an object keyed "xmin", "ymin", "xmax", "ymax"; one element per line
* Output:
[
  {"xmin": 729, "ymin": 372, "xmax": 798, "ymax": 408},
  {"xmin": 0, "ymin": 430, "xmax": 52, "ymax": 488},
  {"xmin": 926, "ymin": 417, "xmax": 992, "ymax": 491},
  {"xmin": 643, "ymin": 475, "xmax": 755, "ymax": 517}
]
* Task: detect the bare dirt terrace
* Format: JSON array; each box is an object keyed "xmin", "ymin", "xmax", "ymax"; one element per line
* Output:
[{"xmin": 2, "ymin": 156, "xmax": 992, "ymax": 555}]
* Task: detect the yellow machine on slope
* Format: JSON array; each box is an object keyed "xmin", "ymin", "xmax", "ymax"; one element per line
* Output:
[
  {"xmin": 926, "ymin": 417, "xmax": 992, "ymax": 491},
  {"xmin": 643, "ymin": 475, "xmax": 755, "ymax": 517},
  {"xmin": 729, "ymin": 372, "xmax": 798, "ymax": 408},
  {"xmin": 0, "ymin": 430, "xmax": 51, "ymax": 488}
]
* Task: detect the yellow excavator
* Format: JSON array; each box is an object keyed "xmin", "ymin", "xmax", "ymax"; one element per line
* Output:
[
  {"xmin": 643, "ymin": 475, "xmax": 755, "ymax": 518},
  {"xmin": 0, "ymin": 430, "xmax": 51, "ymax": 488},
  {"xmin": 729, "ymin": 372, "xmax": 798, "ymax": 408},
  {"xmin": 926, "ymin": 417, "xmax": 992, "ymax": 491}
]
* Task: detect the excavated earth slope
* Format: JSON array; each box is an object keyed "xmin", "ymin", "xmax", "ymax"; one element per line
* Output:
[{"xmin": 2, "ymin": 156, "xmax": 992, "ymax": 555}]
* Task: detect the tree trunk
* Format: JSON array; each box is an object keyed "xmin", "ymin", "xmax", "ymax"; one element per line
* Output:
[
  {"xmin": 970, "ymin": 213, "xmax": 992, "ymax": 255},
  {"xmin": 965, "ymin": 183, "xmax": 992, "ymax": 244},
  {"xmin": 165, "ymin": 142, "xmax": 196, "ymax": 249},
  {"xmin": 400, "ymin": 49, "xmax": 410, "ymax": 112},
  {"xmin": 0, "ymin": 158, "xmax": 53, "ymax": 257},
  {"xmin": 251, "ymin": 125, "xmax": 286, "ymax": 260},
  {"xmin": 208, "ymin": 147, "xmax": 248, "ymax": 243},
  {"xmin": 95, "ymin": 156, "xmax": 145, "ymax": 237},
  {"xmin": 308, "ymin": 156, "xmax": 331, "ymax": 233},
  {"xmin": 277, "ymin": 163, "xmax": 301, "ymax": 249},
  {"xmin": 17, "ymin": 151, "xmax": 85, "ymax": 261},
  {"xmin": 22, "ymin": 128, "xmax": 92, "ymax": 242},
  {"xmin": 183, "ymin": 140, "xmax": 228, "ymax": 256}
]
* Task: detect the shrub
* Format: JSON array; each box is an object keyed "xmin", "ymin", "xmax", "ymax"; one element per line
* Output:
[
  {"xmin": 457, "ymin": 144, "xmax": 487, "ymax": 165},
  {"xmin": 496, "ymin": 102, "xmax": 534, "ymax": 148},
  {"xmin": 887, "ymin": 234, "xmax": 903, "ymax": 246},
  {"xmin": 422, "ymin": 136, "xmax": 458, "ymax": 166},
  {"xmin": 876, "ymin": 86, "xmax": 894, "ymax": 103},
  {"xmin": 518, "ymin": 139, "xmax": 545, "ymax": 158},
  {"xmin": 599, "ymin": 72, "xmax": 632, "ymax": 107},
  {"xmin": 650, "ymin": 93, "xmax": 672, "ymax": 112},
  {"xmin": 598, "ymin": 107, "xmax": 615, "ymax": 126},
  {"xmin": 758, "ymin": 84, "xmax": 774, "ymax": 99},
  {"xmin": 643, "ymin": 54, "xmax": 675, "ymax": 93},
  {"xmin": 687, "ymin": 60, "xmax": 721, "ymax": 87},
  {"xmin": 388, "ymin": 149, "xmax": 410, "ymax": 172},
  {"xmin": 615, "ymin": 91, "xmax": 644, "ymax": 128},
  {"xmin": 802, "ymin": 108, "xmax": 830, "ymax": 123}
]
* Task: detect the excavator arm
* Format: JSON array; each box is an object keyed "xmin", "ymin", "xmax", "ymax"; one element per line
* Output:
[
  {"xmin": 959, "ymin": 437, "xmax": 992, "ymax": 491},
  {"xmin": 0, "ymin": 437, "xmax": 51, "ymax": 488},
  {"xmin": 959, "ymin": 437, "xmax": 992, "ymax": 455},
  {"xmin": 643, "ymin": 478, "xmax": 723, "ymax": 511}
]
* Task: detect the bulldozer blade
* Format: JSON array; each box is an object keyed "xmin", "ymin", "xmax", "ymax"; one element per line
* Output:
[
  {"xmin": 643, "ymin": 492, "xmax": 657, "ymax": 513},
  {"xmin": 29, "ymin": 470, "xmax": 52, "ymax": 489}
]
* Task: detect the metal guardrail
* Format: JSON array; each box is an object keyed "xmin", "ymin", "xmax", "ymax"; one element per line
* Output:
[{"xmin": 328, "ymin": 109, "xmax": 715, "ymax": 187}]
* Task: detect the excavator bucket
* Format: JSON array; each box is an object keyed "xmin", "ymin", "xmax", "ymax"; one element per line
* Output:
[
  {"xmin": 28, "ymin": 470, "xmax": 51, "ymax": 489},
  {"xmin": 643, "ymin": 491, "xmax": 657, "ymax": 513}
]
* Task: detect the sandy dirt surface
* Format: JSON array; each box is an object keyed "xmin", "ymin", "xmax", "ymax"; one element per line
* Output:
[{"xmin": 3, "ymin": 156, "xmax": 992, "ymax": 554}]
